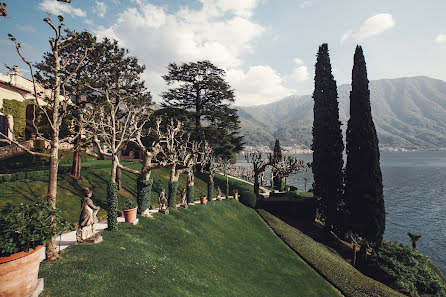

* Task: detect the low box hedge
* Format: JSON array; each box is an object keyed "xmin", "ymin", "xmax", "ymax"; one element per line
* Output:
[
  {"xmin": 239, "ymin": 190, "xmax": 257, "ymax": 208},
  {"xmin": 257, "ymin": 209, "xmax": 405, "ymax": 297}
]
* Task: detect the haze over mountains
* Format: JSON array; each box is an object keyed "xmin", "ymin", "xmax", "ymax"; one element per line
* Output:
[{"xmin": 237, "ymin": 76, "xmax": 446, "ymax": 151}]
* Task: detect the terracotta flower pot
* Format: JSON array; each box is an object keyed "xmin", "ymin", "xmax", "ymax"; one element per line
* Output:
[
  {"xmin": 0, "ymin": 245, "xmax": 44, "ymax": 297},
  {"xmin": 123, "ymin": 207, "xmax": 138, "ymax": 223},
  {"xmin": 233, "ymin": 193, "xmax": 239, "ymax": 200},
  {"xmin": 200, "ymin": 196, "xmax": 207, "ymax": 204}
]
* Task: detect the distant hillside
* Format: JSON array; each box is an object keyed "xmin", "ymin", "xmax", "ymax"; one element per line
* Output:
[{"xmin": 237, "ymin": 76, "xmax": 446, "ymax": 150}]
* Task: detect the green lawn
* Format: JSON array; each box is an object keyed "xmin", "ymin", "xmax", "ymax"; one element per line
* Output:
[
  {"xmin": 39, "ymin": 200, "xmax": 341, "ymax": 297},
  {"xmin": 0, "ymin": 160, "xmax": 210, "ymax": 223}
]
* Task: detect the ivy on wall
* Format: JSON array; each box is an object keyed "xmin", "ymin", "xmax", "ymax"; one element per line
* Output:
[{"xmin": 1, "ymin": 99, "xmax": 29, "ymax": 141}]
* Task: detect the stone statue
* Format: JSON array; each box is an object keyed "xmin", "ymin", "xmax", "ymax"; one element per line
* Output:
[
  {"xmin": 180, "ymin": 188, "xmax": 188, "ymax": 208},
  {"xmin": 159, "ymin": 187, "xmax": 168, "ymax": 214},
  {"xmin": 216, "ymin": 186, "xmax": 222, "ymax": 201},
  {"xmin": 76, "ymin": 188, "xmax": 101, "ymax": 243}
]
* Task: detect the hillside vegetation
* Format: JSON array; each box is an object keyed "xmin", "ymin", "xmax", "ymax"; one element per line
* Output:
[{"xmin": 238, "ymin": 76, "xmax": 446, "ymax": 150}]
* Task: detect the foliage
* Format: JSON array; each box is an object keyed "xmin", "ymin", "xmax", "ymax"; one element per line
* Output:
[
  {"xmin": 258, "ymin": 210, "xmax": 405, "ymax": 297},
  {"xmin": 1, "ymin": 99, "xmax": 28, "ymax": 141},
  {"xmin": 367, "ymin": 241, "xmax": 446, "ymax": 297},
  {"xmin": 39, "ymin": 201, "xmax": 340, "ymax": 296},
  {"xmin": 344, "ymin": 45, "xmax": 385, "ymax": 246},
  {"xmin": 271, "ymin": 139, "xmax": 283, "ymax": 189},
  {"xmin": 311, "ymin": 43, "xmax": 344, "ymax": 230},
  {"xmin": 0, "ymin": 201, "xmax": 69, "ymax": 256},
  {"xmin": 207, "ymin": 181, "xmax": 214, "ymax": 201},
  {"xmin": 239, "ymin": 191, "xmax": 257, "ymax": 208},
  {"xmin": 136, "ymin": 177, "xmax": 152, "ymax": 214},
  {"xmin": 168, "ymin": 181, "xmax": 178, "ymax": 208},
  {"xmin": 107, "ymin": 182, "xmax": 118, "ymax": 231},
  {"xmin": 161, "ymin": 60, "xmax": 243, "ymax": 160},
  {"xmin": 122, "ymin": 198, "xmax": 137, "ymax": 210},
  {"xmin": 186, "ymin": 185, "xmax": 194, "ymax": 204}
]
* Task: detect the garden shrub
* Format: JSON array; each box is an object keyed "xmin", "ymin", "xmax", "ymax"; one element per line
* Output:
[
  {"xmin": 0, "ymin": 201, "xmax": 69, "ymax": 256},
  {"xmin": 207, "ymin": 181, "xmax": 214, "ymax": 202},
  {"xmin": 239, "ymin": 191, "xmax": 257, "ymax": 208},
  {"xmin": 168, "ymin": 181, "xmax": 178, "ymax": 208},
  {"xmin": 1, "ymin": 99, "xmax": 28, "ymax": 141},
  {"xmin": 258, "ymin": 209, "xmax": 405, "ymax": 297},
  {"xmin": 107, "ymin": 182, "xmax": 118, "ymax": 231},
  {"xmin": 186, "ymin": 185, "xmax": 194, "ymax": 204},
  {"xmin": 367, "ymin": 241, "xmax": 446, "ymax": 297},
  {"xmin": 136, "ymin": 177, "xmax": 152, "ymax": 214}
]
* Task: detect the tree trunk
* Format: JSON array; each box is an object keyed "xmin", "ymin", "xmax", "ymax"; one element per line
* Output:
[
  {"xmin": 186, "ymin": 169, "xmax": 195, "ymax": 204},
  {"xmin": 46, "ymin": 46, "xmax": 61, "ymax": 261},
  {"xmin": 137, "ymin": 170, "xmax": 152, "ymax": 214},
  {"xmin": 254, "ymin": 173, "xmax": 260, "ymax": 197},
  {"xmin": 167, "ymin": 164, "xmax": 179, "ymax": 208},
  {"xmin": 70, "ymin": 80, "xmax": 83, "ymax": 179},
  {"xmin": 46, "ymin": 142, "xmax": 59, "ymax": 261},
  {"xmin": 116, "ymin": 151, "xmax": 122, "ymax": 191}
]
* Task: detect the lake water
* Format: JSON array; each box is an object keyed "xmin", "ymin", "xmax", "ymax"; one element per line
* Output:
[{"xmin": 238, "ymin": 151, "xmax": 446, "ymax": 275}]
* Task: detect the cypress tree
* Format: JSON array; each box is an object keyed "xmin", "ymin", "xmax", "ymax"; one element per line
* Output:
[
  {"xmin": 272, "ymin": 139, "xmax": 284, "ymax": 190},
  {"xmin": 311, "ymin": 43, "xmax": 344, "ymax": 230},
  {"xmin": 344, "ymin": 45, "xmax": 385, "ymax": 247}
]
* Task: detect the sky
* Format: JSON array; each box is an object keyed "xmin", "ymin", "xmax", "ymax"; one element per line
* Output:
[{"xmin": 1, "ymin": 0, "xmax": 446, "ymax": 106}]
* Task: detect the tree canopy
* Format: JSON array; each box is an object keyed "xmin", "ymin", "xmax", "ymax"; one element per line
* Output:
[{"xmin": 161, "ymin": 60, "xmax": 243, "ymax": 160}]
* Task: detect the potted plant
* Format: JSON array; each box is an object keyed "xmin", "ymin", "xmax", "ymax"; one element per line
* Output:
[
  {"xmin": 0, "ymin": 202, "xmax": 69, "ymax": 297},
  {"xmin": 233, "ymin": 189, "xmax": 239, "ymax": 200},
  {"xmin": 200, "ymin": 192, "xmax": 207, "ymax": 205},
  {"xmin": 122, "ymin": 199, "xmax": 138, "ymax": 224}
]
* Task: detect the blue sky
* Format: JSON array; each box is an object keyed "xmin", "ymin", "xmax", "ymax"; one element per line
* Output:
[{"xmin": 1, "ymin": 0, "xmax": 446, "ymax": 106}]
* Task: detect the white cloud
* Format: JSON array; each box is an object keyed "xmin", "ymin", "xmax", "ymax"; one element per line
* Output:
[
  {"xmin": 288, "ymin": 65, "xmax": 310, "ymax": 82},
  {"xmin": 227, "ymin": 66, "xmax": 295, "ymax": 106},
  {"xmin": 299, "ymin": 1, "xmax": 312, "ymax": 8},
  {"xmin": 94, "ymin": 0, "xmax": 271, "ymax": 104},
  {"xmin": 39, "ymin": 0, "xmax": 86, "ymax": 17},
  {"xmin": 95, "ymin": 1, "xmax": 107, "ymax": 17},
  {"xmin": 294, "ymin": 57, "xmax": 304, "ymax": 65},
  {"xmin": 342, "ymin": 13, "xmax": 395, "ymax": 42},
  {"xmin": 435, "ymin": 34, "xmax": 446, "ymax": 44},
  {"xmin": 340, "ymin": 29, "xmax": 352, "ymax": 43}
]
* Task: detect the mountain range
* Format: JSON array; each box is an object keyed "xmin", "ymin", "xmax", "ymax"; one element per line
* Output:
[{"xmin": 237, "ymin": 76, "xmax": 446, "ymax": 151}]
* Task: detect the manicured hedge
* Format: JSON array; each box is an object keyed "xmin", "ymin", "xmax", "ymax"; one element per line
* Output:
[
  {"xmin": 257, "ymin": 209, "xmax": 405, "ymax": 297},
  {"xmin": 107, "ymin": 182, "xmax": 118, "ymax": 231},
  {"xmin": 239, "ymin": 191, "xmax": 257, "ymax": 208},
  {"xmin": 168, "ymin": 181, "xmax": 178, "ymax": 208},
  {"xmin": 136, "ymin": 177, "xmax": 152, "ymax": 214},
  {"xmin": 0, "ymin": 166, "xmax": 71, "ymax": 182}
]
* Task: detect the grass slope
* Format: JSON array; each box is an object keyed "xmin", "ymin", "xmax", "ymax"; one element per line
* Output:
[
  {"xmin": 39, "ymin": 201, "xmax": 341, "ymax": 297},
  {"xmin": 258, "ymin": 209, "xmax": 405, "ymax": 297}
]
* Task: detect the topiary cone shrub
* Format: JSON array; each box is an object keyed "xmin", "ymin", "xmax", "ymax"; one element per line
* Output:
[
  {"xmin": 239, "ymin": 191, "xmax": 257, "ymax": 208},
  {"xmin": 207, "ymin": 181, "xmax": 214, "ymax": 203},
  {"xmin": 107, "ymin": 182, "xmax": 118, "ymax": 231},
  {"xmin": 186, "ymin": 185, "xmax": 194, "ymax": 204},
  {"xmin": 136, "ymin": 177, "xmax": 153, "ymax": 214},
  {"xmin": 168, "ymin": 181, "xmax": 179, "ymax": 208}
]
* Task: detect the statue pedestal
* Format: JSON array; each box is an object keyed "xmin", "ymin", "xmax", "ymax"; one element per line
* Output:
[
  {"xmin": 77, "ymin": 233, "xmax": 102, "ymax": 244},
  {"xmin": 141, "ymin": 209, "xmax": 153, "ymax": 218},
  {"xmin": 159, "ymin": 209, "xmax": 169, "ymax": 215},
  {"xmin": 76, "ymin": 224, "xmax": 96, "ymax": 242}
]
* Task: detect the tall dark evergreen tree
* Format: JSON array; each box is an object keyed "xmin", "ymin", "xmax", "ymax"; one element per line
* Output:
[
  {"xmin": 311, "ymin": 43, "xmax": 344, "ymax": 230},
  {"xmin": 271, "ymin": 139, "xmax": 283, "ymax": 190},
  {"xmin": 344, "ymin": 45, "xmax": 385, "ymax": 247}
]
